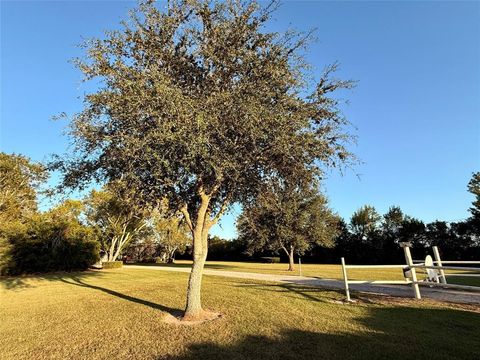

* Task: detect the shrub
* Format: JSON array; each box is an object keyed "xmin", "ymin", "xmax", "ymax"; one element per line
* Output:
[
  {"xmin": 260, "ymin": 256, "xmax": 280, "ymax": 263},
  {"xmin": 102, "ymin": 261, "xmax": 123, "ymax": 269},
  {"xmin": 1, "ymin": 216, "xmax": 99, "ymax": 275}
]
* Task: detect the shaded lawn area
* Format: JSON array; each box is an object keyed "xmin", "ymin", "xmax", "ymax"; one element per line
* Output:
[
  {"xmin": 1, "ymin": 268, "xmax": 479, "ymax": 360},
  {"xmin": 138, "ymin": 260, "xmax": 480, "ymax": 286}
]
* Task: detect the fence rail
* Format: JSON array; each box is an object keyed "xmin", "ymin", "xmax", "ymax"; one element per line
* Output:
[{"xmin": 341, "ymin": 244, "xmax": 480, "ymax": 301}]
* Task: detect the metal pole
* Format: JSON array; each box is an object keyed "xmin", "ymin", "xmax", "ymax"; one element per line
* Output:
[
  {"xmin": 432, "ymin": 246, "xmax": 447, "ymax": 284},
  {"xmin": 401, "ymin": 243, "xmax": 421, "ymax": 299},
  {"xmin": 341, "ymin": 257, "xmax": 351, "ymax": 302},
  {"xmin": 299, "ymin": 257, "xmax": 302, "ymax": 277}
]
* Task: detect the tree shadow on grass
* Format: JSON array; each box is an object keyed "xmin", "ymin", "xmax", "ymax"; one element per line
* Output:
[
  {"xmin": 160, "ymin": 306, "xmax": 480, "ymax": 360},
  {"xmin": 59, "ymin": 275, "xmax": 181, "ymax": 316},
  {"xmin": 234, "ymin": 282, "xmax": 345, "ymax": 304},
  {"xmin": 0, "ymin": 270, "xmax": 104, "ymax": 291},
  {"xmin": 0, "ymin": 276, "xmax": 35, "ymax": 290}
]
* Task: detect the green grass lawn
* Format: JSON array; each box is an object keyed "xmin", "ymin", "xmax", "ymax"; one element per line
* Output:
[
  {"xmin": 142, "ymin": 260, "xmax": 480, "ymax": 286},
  {"xmin": 1, "ymin": 268, "xmax": 479, "ymax": 360}
]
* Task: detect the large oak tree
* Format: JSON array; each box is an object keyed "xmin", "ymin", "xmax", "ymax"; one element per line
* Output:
[{"xmin": 53, "ymin": 0, "xmax": 354, "ymax": 320}]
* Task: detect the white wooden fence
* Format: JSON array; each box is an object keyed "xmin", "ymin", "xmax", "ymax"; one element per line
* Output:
[{"xmin": 341, "ymin": 243, "xmax": 480, "ymax": 301}]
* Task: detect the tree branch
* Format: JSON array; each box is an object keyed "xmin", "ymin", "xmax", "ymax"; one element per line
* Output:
[
  {"xmin": 209, "ymin": 196, "xmax": 230, "ymax": 227},
  {"xmin": 180, "ymin": 204, "xmax": 194, "ymax": 233}
]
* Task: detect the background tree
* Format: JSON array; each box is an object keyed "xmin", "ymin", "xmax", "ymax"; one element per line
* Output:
[
  {"xmin": 0, "ymin": 153, "xmax": 47, "ymax": 273},
  {"xmin": 467, "ymin": 172, "xmax": 480, "ymax": 220},
  {"xmin": 349, "ymin": 205, "xmax": 381, "ymax": 241},
  {"xmin": 84, "ymin": 183, "xmax": 148, "ymax": 262},
  {"xmin": 238, "ymin": 183, "xmax": 340, "ymax": 271},
  {"xmin": 123, "ymin": 235, "xmax": 159, "ymax": 263},
  {"xmin": 52, "ymin": 0, "xmax": 354, "ymax": 320},
  {"xmin": 379, "ymin": 206, "xmax": 405, "ymax": 263},
  {"xmin": 0, "ymin": 152, "xmax": 47, "ymax": 222},
  {"xmin": 2, "ymin": 199, "xmax": 99, "ymax": 275},
  {"xmin": 150, "ymin": 207, "xmax": 190, "ymax": 263},
  {"xmin": 465, "ymin": 171, "xmax": 480, "ymax": 240}
]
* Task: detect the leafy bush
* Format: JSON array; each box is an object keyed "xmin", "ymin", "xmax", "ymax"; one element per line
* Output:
[
  {"xmin": 102, "ymin": 261, "xmax": 123, "ymax": 269},
  {"xmin": 1, "ymin": 215, "xmax": 99, "ymax": 275},
  {"xmin": 260, "ymin": 257, "xmax": 280, "ymax": 263}
]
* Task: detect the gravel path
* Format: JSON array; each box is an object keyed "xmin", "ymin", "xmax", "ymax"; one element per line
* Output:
[{"xmin": 125, "ymin": 265, "xmax": 480, "ymax": 305}]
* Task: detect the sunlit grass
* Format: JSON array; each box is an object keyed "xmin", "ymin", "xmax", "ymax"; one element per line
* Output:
[
  {"xmin": 1, "ymin": 268, "xmax": 479, "ymax": 360},
  {"xmin": 149, "ymin": 260, "xmax": 480, "ymax": 286}
]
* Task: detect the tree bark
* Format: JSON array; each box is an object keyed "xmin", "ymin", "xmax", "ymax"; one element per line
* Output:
[
  {"xmin": 287, "ymin": 246, "xmax": 295, "ymax": 271},
  {"xmin": 183, "ymin": 190, "xmax": 211, "ymax": 320},
  {"xmin": 183, "ymin": 231, "xmax": 208, "ymax": 319},
  {"xmin": 281, "ymin": 245, "xmax": 295, "ymax": 271},
  {"xmin": 181, "ymin": 185, "xmax": 229, "ymax": 321}
]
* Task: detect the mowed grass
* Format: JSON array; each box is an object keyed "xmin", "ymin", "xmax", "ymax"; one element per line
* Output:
[
  {"xmin": 141, "ymin": 260, "xmax": 407, "ymax": 280},
  {"xmin": 1, "ymin": 268, "xmax": 479, "ymax": 360},
  {"xmin": 145, "ymin": 260, "xmax": 480, "ymax": 286}
]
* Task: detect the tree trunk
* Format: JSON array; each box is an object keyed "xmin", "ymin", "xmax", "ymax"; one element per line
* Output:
[
  {"xmin": 183, "ymin": 190, "xmax": 212, "ymax": 321},
  {"xmin": 184, "ymin": 231, "xmax": 208, "ymax": 320},
  {"xmin": 180, "ymin": 185, "xmax": 229, "ymax": 321},
  {"xmin": 288, "ymin": 246, "xmax": 295, "ymax": 271}
]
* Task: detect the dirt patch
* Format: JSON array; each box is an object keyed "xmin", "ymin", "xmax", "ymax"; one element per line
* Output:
[{"xmin": 164, "ymin": 310, "xmax": 223, "ymax": 326}]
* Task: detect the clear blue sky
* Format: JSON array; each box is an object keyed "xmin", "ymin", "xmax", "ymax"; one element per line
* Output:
[{"xmin": 1, "ymin": 1, "xmax": 479, "ymax": 239}]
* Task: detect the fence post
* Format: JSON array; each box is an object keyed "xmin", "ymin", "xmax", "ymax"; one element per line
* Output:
[
  {"xmin": 432, "ymin": 246, "xmax": 447, "ymax": 284},
  {"xmin": 341, "ymin": 257, "xmax": 351, "ymax": 302},
  {"xmin": 400, "ymin": 242, "xmax": 421, "ymax": 299},
  {"xmin": 299, "ymin": 257, "xmax": 302, "ymax": 277}
]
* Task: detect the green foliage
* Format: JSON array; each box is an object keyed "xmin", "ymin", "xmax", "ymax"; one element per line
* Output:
[
  {"xmin": 84, "ymin": 183, "xmax": 148, "ymax": 262},
  {"xmin": 0, "ymin": 152, "xmax": 46, "ymax": 222},
  {"xmin": 238, "ymin": 182, "xmax": 340, "ymax": 258},
  {"xmin": 149, "ymin": 205, "xmax": 191, "ymax": 263},
  {"xmin": 349, "ymin": 205, "xmax": 381, "ymax": 240},
  {"xmin": 1, "ymin": 206, "xmax": 99, "ymax": 275},
  {"xmin": 206, "ymin": 235, "xmax": 248, "ymax": 261},
  {"xmin": 52, "ymin": 0, "xmax": 354, "ymax": 239},
  {"xmin": 0, "ymin": 152, "xmax": 50, "ymax": 274},
  {"xmin": 124, "ymin": 237, "xmax": 159, "ymax": 263},
  {"xmin": 102, "ymin": 261, "xmax": 123, "ymax": 269},
  {"xmin": 467, "ymin": 172, "xmax": 480, "ymax": 219}
]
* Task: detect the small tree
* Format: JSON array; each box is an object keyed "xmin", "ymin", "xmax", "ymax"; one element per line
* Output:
[
  {"xmin": 238, "ymin": 183, "xmax": 339, "ymax": 271},
  {"xmin": 84, "ymin": 184, "xmax": 148, "ymax": 262},
  {"xmin": 150, "ymin": 207, "xmax": 190, "ymax": 263},
  {"xmin": 53, "ymin": 0, "xmax": 354, "ymax": 319}
]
